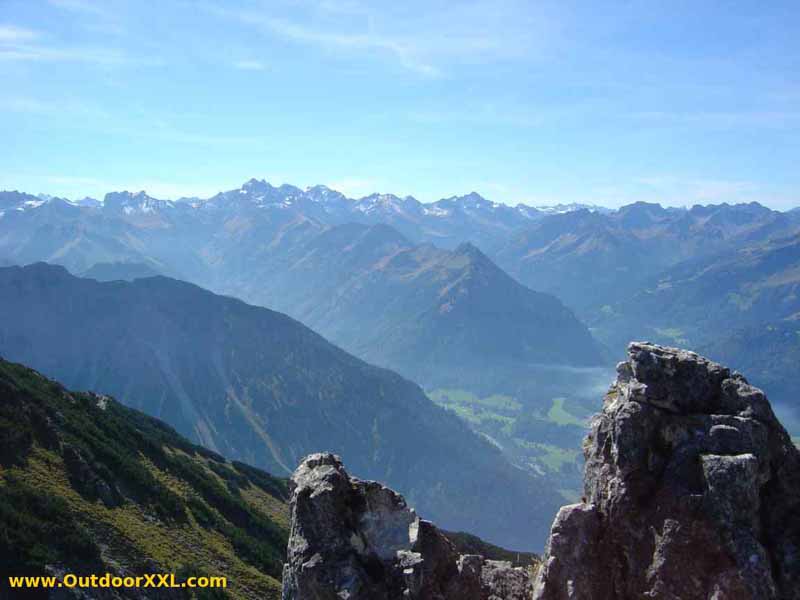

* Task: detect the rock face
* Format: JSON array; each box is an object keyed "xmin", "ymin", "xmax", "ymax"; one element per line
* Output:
[
  {"xmin": 533, "ymin": 342, "xmax": 800, "ymax": 600},
  {"xmin": 282, "ymin": 453, "xmax": 531, "ymax": 600}
]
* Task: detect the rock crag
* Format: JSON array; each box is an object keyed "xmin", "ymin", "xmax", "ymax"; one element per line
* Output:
[
  {"xmin": 281, "ymin": 453, "xmax": 531, "ymax": 600},
  {"xmin": 533, "ymin": 342, "xmax": 800, "ymax": 599}
]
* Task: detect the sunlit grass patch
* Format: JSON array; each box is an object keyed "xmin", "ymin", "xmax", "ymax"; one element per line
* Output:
[{"xmin": 547, "ymin": 398, "xmax": 585, "ymax": 427}]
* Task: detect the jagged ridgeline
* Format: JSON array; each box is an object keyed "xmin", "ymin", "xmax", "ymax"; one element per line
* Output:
[
  {"xmin": 0, "ymin": 263, "xmax": 565, "ymax": 550},
  {"xmin": 0, "ymin": 358, "xmax": 290, "ymax": 600}
]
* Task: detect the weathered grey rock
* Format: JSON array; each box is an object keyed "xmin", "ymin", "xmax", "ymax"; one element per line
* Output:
[
  {"xmin": 533, "ymin": 342, "xmax": 800, "ymax": 600},
  {"xmin": 282, "ymin": 452, "xmax": 532, "ymax": 600}
]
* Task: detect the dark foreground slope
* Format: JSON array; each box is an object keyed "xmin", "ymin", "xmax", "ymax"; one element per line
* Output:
[
  {"xmin": 0, "ymin": 358, "xmax": 289, "ymax": 599},
  {"xmin": 0, "ymin": 263, "xmax": 562, "ymax": 549}
]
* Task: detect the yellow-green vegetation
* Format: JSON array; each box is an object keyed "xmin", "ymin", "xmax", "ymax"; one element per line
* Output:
[
  {"xmin": 430, "ymin": 389, "xmax": 588, "ymax": 482},
  {"xmin": 428, "ymin": 389, "xmax": 522, "ymax": 412},
  {"xmin": 0, "ymin": 358, "xmax": 289, "ymax": 600},
  {"xmin": 239, "ymin": 483, "xmax": 290, "ymax": 530},
  {"xmin": 9, "ymin": 448, "xmax": 282, "ymax": 597},
  {"xmin": 547, "ymin": 398, "xmax": 586, "ymax": 427},
  {"xmin": 515, "ymin": 440, "xmax": 580, "ymax": 471},
  {"xmin": 429, "ymin": 389, "xmax": 519, "ymax": 434}
]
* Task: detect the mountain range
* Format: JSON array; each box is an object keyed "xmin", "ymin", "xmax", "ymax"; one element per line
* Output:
[
  {"xmin": 4, "ymin": 180, "xmax": 800, "ymax": 486},
  {"xmin": 0, "ymin": 262, "xmax": 564, "ymax": 550},
  {"xmin": 215, "ymin": 223, "xmax": 606, "ymax": 390},
  {"xmin": 595, "ymin": 231, "xmax": 800, "ymax": 349},
  {"xmin": 587, "ymin": 231, "xmax": 800, "ymax": 432},
  {"xmin": 493, "ymin": 200, "xmax": 799, "ymax": 318},
  {"xmin": 0, "ymin": 185, "xmax": 606, "ymax": 391},
  {"xmin": 4, "ymin": 186, "xmax": 796, "ymax": 327}
]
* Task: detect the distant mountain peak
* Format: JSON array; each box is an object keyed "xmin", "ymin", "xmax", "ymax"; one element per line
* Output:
[
  {"xmin": 306, "ymin": 184, "xmax": 335, "ymax": 195},
  {"xmin": 355, "ymin": 193, "xmax": 421, "ymax": 216},
  {"xmin": 453, "ymin": 241, "xmax": 484, "ymax": 257},
  {"xmin": 459, "ymin": 191, "xmax": 490, "ymax": 204},
  {"xmin": 534, "ymin": 202, "xmax": 613, "ymax": 215},
  {"xmin": 240, "ymin": 178, "xmax": 273, "ymax": 193},
  {"xmin": 305, "ymin": 185, "xmax": 348, "ymax": 204},
  {"xmin": 437, "ymin": 192, "xmax": 495, "ymax": 209},
  {"xmin": 0, "ymin": 190, "xmax": 43, "ymax": 208},
  {"xmin": 359, "ymin": 192, "xmax": 414, "ymax": 203},
  {"xmin": 103, "ymin": 190, "xmax": 171, "ymax": 214},
  {"xmin": 73, "ymin": 196, "xmax": 101, "ymax": 207}
]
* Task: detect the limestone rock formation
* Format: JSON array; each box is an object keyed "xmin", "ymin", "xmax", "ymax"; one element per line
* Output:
[
  {"xmin": 533, "ymin": 342, "xmax": 800, "ymax": 600},
  {"xmin": 281, "ymin": 453, "xmax": 531, "ymax": 600}
]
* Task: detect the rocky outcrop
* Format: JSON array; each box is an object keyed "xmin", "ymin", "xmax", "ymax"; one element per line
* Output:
[
  {"xmin": 281, "ymin": 453, "xmax": 532, "ymax": 600},
  {"xmin": 533, "ymin": 342, "xmax": 800, "ymax": 600}
]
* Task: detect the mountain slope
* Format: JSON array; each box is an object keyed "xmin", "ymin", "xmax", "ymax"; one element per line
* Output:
[
  {"xmin": 584, "ymin": 233, "xmax": 800, "ymax": 436},
  {"xmin": 495, "ymin": 202, "xmax": 798, "ymax": 317},
  {"xmin": 221, "ymin": 223, "xmax": 605, "ymax": 390},
  {"xmin": 0, "ymin": 357, "xmax": 289, "ymax": 599},
  {"xmin": 594, "ymin": 233, "xmax": 800, "ymax": 352},
  {"xmin": 81, "ymin": 260, "xmax": 163, "ymax": 281},
  {"xmin": 0, "ymin": 263, "xmax": 563, "ymax": 549}
]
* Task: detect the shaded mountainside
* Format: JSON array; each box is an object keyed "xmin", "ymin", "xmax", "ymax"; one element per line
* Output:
[
  {"xmin": 0, "ymin": 263, "xmax": 563, "ymax": 549},
  {"xmin": 534, "ymin": 343, "xmax": 800, "ymax": 599},
  {"xmin": 439, "ymin": 532, "xmax": 538, "ymax": 570},
  {"xmin": 0, "ymin": 358, "xmax": 290, "ymax": 599},
  {"xmin": 0, "ymin": 184, "xmax": 605, "ymax": 394},
  {"xmin": 588, "ymin": 234, "xmax": 800, "ymax": 432},
  {"xmin": 221, "ymin": 223, "xmax": 605, "ymax": 389},
  {"xmin": 595, "ymin": 232, "xmax": 800, "ymax": 350},
  {"xmin": 81, "ymin": 261, "xmax": 163, "ymax": 282}
]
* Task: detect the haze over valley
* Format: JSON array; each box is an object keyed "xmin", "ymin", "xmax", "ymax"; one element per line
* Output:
[
  {"xmin": 3, "ymin": 182, "xmax": 800, "ymax": 522},
  {"xmin": 2, "ymin": 2, "xmax": 799, "ymax": 597}
]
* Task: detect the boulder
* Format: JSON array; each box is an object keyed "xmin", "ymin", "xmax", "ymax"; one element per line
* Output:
[
  {"xmin": 281, "ymin": 452, "xmax": 532, "ymax": 600},
  {"xmin": 533, "ymin": 342, "xmax": 800, "ymax": 600}
]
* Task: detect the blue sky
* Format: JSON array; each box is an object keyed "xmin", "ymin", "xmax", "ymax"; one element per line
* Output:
[{"xmin": 1, "ymin": 1, "xmax": 798, "ymax": 208}]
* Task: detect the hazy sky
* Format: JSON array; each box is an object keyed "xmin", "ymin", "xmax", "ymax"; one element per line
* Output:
[{"xmin": 2, "ymin": 1, "xmax": 798, "ymax": 208}]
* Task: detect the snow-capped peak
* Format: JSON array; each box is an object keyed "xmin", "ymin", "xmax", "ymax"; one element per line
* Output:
[
  {"xmin": 534, "ymin": 202, "xmax": 612, "ymax": 215},
  {"xmin": 103, "ymin": 191, "xmax": 173, "ymax": 214}
]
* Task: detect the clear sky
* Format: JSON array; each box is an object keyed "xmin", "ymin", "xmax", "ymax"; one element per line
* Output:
[{"xmin": 1, "ymin": 1, "xmax": 798, "ymax": 208}]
